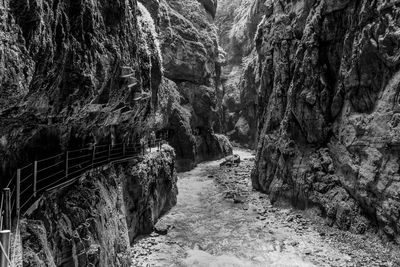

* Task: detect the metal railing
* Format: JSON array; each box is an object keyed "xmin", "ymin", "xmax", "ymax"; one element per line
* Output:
[{"xmin": 0, "ymin": 138, "xmax": 165, "ymax": 266}]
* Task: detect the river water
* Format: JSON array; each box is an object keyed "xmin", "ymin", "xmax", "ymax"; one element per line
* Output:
[{"xmin": 131, "ymin": 149, "xmax": 400, "ymax": 267}]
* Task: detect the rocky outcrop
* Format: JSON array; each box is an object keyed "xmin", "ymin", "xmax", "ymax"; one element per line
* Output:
[
  {"xmin": 147, "ymin": 0, "xmax": 232, "ymax": 171},
  {"xmin": 123, "ymin": 146, "xmax": 178, "ymax": 242},
  {"xmin": 198, "ymin": 0, "xmax": 218, "ymax": 18},
  {"xmin": 0, "ymin": 0, "xmax": 231, "ymax": 186},
  {"xmin": 216, "ymin": 0, "xmax": 265, "ymax": 147},
  {"xmin": 22, "ymin": 146, "xmax": 177, "ymax": 266},
  {"xmin": 251, "ymin": 0, "xmax": 400, "ymax": 243},
  {"xmin": 0, "ymin": 0, "xmax": 163, "ymax": 187}
]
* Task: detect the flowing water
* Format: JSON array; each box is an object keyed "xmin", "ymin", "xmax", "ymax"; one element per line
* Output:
[{"xmin": 131, "ymin": 149, "xmax": 400, "ymax": 267}]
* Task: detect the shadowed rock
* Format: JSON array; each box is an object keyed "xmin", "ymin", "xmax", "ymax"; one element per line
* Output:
[{"xmin": 251, "ymin": 0, "xmax": 400, "ymax": 243}]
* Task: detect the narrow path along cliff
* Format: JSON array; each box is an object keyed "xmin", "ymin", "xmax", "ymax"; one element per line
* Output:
[{"xmin": 131, "ymin": 149, "xmax": 400, "ymax": 267}]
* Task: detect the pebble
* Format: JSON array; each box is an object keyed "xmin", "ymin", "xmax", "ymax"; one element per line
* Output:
[
  {"xmin": 304, "ymin": 249, "xmax": 312, "ymax": 255},
  {"xmin": 256, "ymin": 215, "xmax": 266, "ymax": 221},
  {"xmin": 234, "ymin": 197, "xmax": 245, "ymax": 204},
  {"xmin": 154, "ymin": 225, "xmax": 170, "ymax": 235}
]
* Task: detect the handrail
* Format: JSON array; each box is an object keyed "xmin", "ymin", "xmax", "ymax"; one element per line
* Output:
[
  {"xmin": 1, "ymin": 138, "xmax": 165, "ymax": 220},
  {"xmin": 0, "ymin": 137, "xmax": 167, "ymax": 266},
  {"xmin": 37, "ymin": 152, "xmax": 64, "ymax": 163},
  {"xmin": 37, "ymin": 160, "xmax": 64, "ymax": 174},
  {"xmin": 20, "ymin": 163, "xmax": 33, "ymax": 171}
]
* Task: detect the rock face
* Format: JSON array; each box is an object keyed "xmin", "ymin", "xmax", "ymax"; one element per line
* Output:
[
  {"xmin": 0, "ymin": 0, "xmax": 231, "ymax": 185},
  {"xmin": 145, "ymin": 0, "xmax": 233, "ymax": 171},
  {"xmin": 251, "ymin": 0, "xmax": 400, "ymax": 242},
  {"xmin": 0, "ymin": 0, "xmax": 163, "ymax": 186},
  {"xmin": 22, "ymin": 146, "xmax": 177, "ymax": 266},
  {"xmin": 123, "ymin": 146, "xmax": 178, "ymax": 242},
  {"xmin": 216, "ymin": 0, "xmax": 265, "ymax": 147}
]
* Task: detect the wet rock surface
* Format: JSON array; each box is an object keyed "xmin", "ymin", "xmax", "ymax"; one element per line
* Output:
[
  {"xmin": 131, "ymin": 149, "xmax": 400, "ymax": 266},
  {"xmin": 0, "ymin": 0, "xmax": 232, "ymax": 186},
  {"xmin": 0, "ymin": 0, "xmax": 162, "ymax": 185},
  {"xmin": 251, "ymin": 0, "xmax": 400, "ymax": 242},
  {"xmin": 153, "ymin": 0, "xmax": 233, "ymax": 171},
  {"xmin": 21, "ymin": 147, "xmax": 177, "ymax": 267},
  {"xmin": 215, "ymin": 0, "xmax": 264, "ymax": 147}
]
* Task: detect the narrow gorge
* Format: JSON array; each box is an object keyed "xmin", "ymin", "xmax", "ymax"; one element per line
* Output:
[{"xmin": 0, "ymin": 0, "xmax": 400, "ymax": 266}]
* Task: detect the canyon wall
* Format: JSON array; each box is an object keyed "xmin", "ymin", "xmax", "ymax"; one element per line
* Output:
[
  {"xmin": 0, "ymin": 0, "xmax": 163, "ymax": 186},
  {"xmin": 0, "ymin": 0, "xmax": 232, "ymax": 184},
  {"xmin": 251, "ymin": 0, "xmax": 400, "ymax": 243},
  {"xmin": 141, "ymin": 0, "xmax": 232, "ymax": 171},
  {"xmin": 22, "ymin": 146, "xmax": 177, "ymax": 267},
  {"xmin": 215, "ymin": 0, "xmax": 265, "ymax": 147},
  {"xmin": 0, "ymin": 0, "xmax": 232, "ymax": 264}
]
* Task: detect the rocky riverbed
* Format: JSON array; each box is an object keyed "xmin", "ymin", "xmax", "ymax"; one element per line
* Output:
[{"xmin": 131, "ymin": 148, "xmax": 400, "ymax": 267}]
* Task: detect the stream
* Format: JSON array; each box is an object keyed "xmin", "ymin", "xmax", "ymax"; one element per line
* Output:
[{"xmin": 131, "ymin": 149, "xmax": 400, "ymax": 267}]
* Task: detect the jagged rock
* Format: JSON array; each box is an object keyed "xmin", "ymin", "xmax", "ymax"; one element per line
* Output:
[
  {"xmin": 197, "ymin": 0, "xmax": 217, "ymax": 18},
  {"xmin": 216, "ymin": 0, "xmax": 265, "ymax": 147},
  {"xmin": 0, "ymin": 0, "xmax": 232, "ymax": 187},
  {"xmin": 220, "ymin": 154, "xmax": 241, "ymax": 167},
  {"xmin": 21, "ymin": 147, "xmax": 177, "ymax": 266},
  {"xmin": 124, "ymin": 146, "xmax": 178, "ymax": 242},
  {"xmin": 153, "ymin": 0, "xmax": 232, "ymax": 170},
  {"xmin": 21, "ymin": 220, "xmax": 56, "ymax": 267},
  {"xmin": 154, "ymin": 220, "xmax": 173, "ymax": 236},
  {"xmin": 0, "ymin": 0, "xmax": 163, "ymax": 185},
  {"xmin": 234, "ymin": 196, "xmax": 245, "ymax": 204},
  {"xmin": 154, "ymin": 226, "xmax": 169, "ymax": 236},
  {"xmin": 251, "ymin": 0, "xmax": 400, "ymax": 242},
  {"xmin": 159, "ymin": 0, "xmax": 218, "ymax": 85}
]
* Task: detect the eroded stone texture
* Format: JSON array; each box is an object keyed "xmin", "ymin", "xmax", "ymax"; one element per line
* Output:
[
  {"xmin": 150, "ymin": 0, "xmax": 232, "ymax": 170},
  {"xmin": 123, "ymin": 145, "xmax": 178, "ymax": 242},
  {"xmin": 216, "ymin": 0, "xmax": 266, "ymax": 147},
  {"xmin": 251, "ymin": 0, "xmax": 400, "ymax": 242},
  {"xmin": 22, "ymin": 147, "xmax": 177, "ymax": 266},
  {"xmin": 0, "ymin": 0, "xmax": 162, "ymax": 185},
  {"xmin": 0, "ymin": 0, "xmax": 231, "ymax": 184}
]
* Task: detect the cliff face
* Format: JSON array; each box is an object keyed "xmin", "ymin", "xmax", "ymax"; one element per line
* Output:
[
  {"xmin": 215, "ymin": 0, "xmax": 265, "ymax": 147},
  {"xmin": 0, "ymin": 0, "xmax": 232, "ymax": 183},
  {"xmin": 143, "ymin": 0, "xmax": 233, "ymax": 171},
  {"xmin": 0, "ymin": 0, "xmax": 163, "ymax": 184},
  {"xmin": 252, "ymin": 0, "xmax": 400, "ymax": 242},
  {"xmin": 22, "ymin": 146, "xmax": 177, "ymax": 267}
]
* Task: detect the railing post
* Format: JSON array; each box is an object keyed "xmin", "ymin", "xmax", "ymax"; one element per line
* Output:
[
  {"xmin": 123, "ymin": 143, "xmax": 126, "ymax": 157},
  {"xmin": 33, "ymin": 160, "xmax": 37, "ymax": 197},
  {"xmin": 92, "ymin": 145, "xmax": 96, "ymax": 168},
  {"xmin": 108, "ymin": 145, "xmax": 111, "ymax": 163},
  {"xmin": 2, "ymin": 188, "xmax": 10, "ymax": 231},
  {"xmin": 65, "ymin": 151, "xmax": 69, "ymax": 179},
  {"xmin": 0, "ymin": 230, "xmax": 10, "ymax": 267},
  {"xmin": 16, "ymin": 169, "xmax": 20, "ymax": 219}
]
